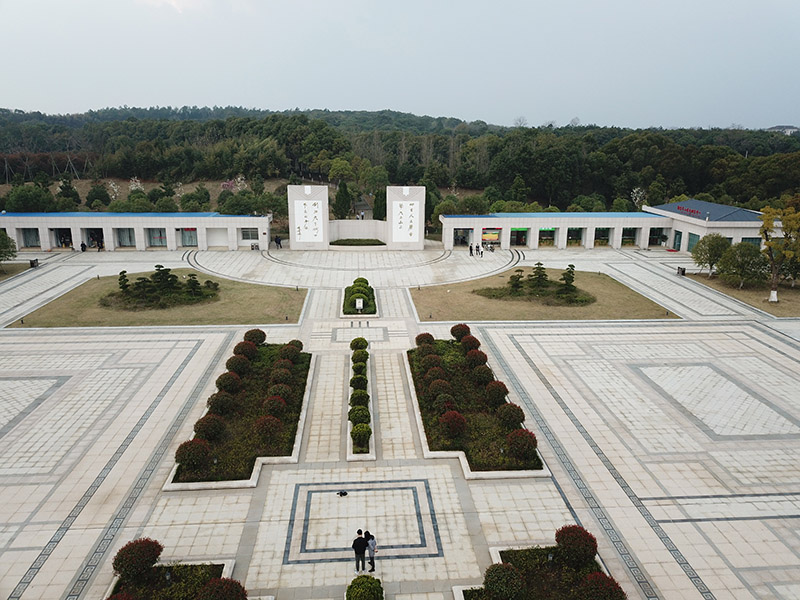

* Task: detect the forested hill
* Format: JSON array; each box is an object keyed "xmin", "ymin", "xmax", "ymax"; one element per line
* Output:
[
  {"xmin": 0, "ymin": 106, "xmax": 498, "ymax": 135},
  {"xmin": 1, "ymin": 106, "xmax": 800, "ymax": 213}
]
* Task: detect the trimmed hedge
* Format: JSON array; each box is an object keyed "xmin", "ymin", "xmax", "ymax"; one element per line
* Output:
[
  {"xmin": 555, "ymin": 525, "xmax": 597, "ymax": 569},
  {"xmin": 225, "ymin": 355, "xmax": 251, "ymax": 377},
  {"xmin": 346, "ymin": 574, "xmax": 384, "ymax": 600},
  {"xmin": 483, "ymin": 563, "xmax": 524, "ymax": 600},
  {"xmin": 350, "ymin": 337, "xmax": 369, "ymax": 350},
  {"xmin": 216, "ymin": 371, "xmax": 241, "ymax": 394},
  {"xmin": 175, "ymin": 439, "xmax": 210, "ymax": 470},
  {"xmin": 233, "ymin": 341, "xmax": 258, "ymax": 360},
  {"xmin": 351, "ymin": 423, "xmax": 372, "ymax": 448},
  {"xmin": 343, "ymin": 277, "xmax": 377, "ymax": 314},
  {"xmin": 194, "ymin": 414, "xmax": 226, "ymax": 442},
  {"xmin": 349, "ymin": 406, "xmax": 371, "ymax": 425},
  {"xmin": 415, "ymin": 332, "xmax": 434, "ymax": 346},
  {"xmin": 243, "ymin": 328, "xmax": 266, "ymax": 345},
  {"xmin": 350, "ymin": 390, "xmax": 370, "ymax": 407},
  {"xmin": 112, "ymin": 538, "xmax": 164, "ymax": 582},
  {"xmin": 196, "ymin": 578, "xmax": 248, "ymax": 600}
]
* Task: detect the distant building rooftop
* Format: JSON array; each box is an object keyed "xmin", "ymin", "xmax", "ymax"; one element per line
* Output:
[
  {"xmin": 443, "ymin": 212, "xmax": 665, "ymax": 219},
  {"xmin": 0, "ymin": 212, "xmax": 260, "ymax": 218},
  {"xmin": 647, "ymin": 199, "xmax": 762, "ymax": 222}
]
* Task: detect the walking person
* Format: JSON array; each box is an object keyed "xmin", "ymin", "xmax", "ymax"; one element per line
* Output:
[
  {"xmin": 352, "ymin": 529, "xmax": 368, "ymax": 574},
  {"xmin": 469, "ymin": 244, "xmax": 473, "ymax": 257},
  {"xmin": 480, "ymin": 244, "xmax": 484, "ymax": 258},
  {"xmin": 364, "ymin": 530, "xmax": 378, "ymax": 572},
  {"xmin": 275, "ymin": 235, "xmax": 282, "ymax": 249}
]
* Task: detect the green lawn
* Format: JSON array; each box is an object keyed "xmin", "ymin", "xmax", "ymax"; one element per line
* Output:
[{"xmin": 9, "ymin": 269, "xmax": 307, "ymax": 327}]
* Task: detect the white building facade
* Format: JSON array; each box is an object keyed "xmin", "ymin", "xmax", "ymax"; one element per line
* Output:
[{"xmin": 0, "ymin": 212, "xmax": 272, "ymax": 252}]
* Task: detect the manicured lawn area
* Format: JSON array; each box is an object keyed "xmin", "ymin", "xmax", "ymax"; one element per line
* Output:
[
  {"xmin": 0, "ymin": 262, "xmax": 29, "ymax": 281},
  {"xmin": 687, "ymin": 274, "xmax": 800, "ymax": 317},
  {"xmin": 8, "ymin": 268, "xmax": 307, "ymax": 327},
  {"xmin": 411, "ymin": 267, "xmax": 675, "ymax": 321}
]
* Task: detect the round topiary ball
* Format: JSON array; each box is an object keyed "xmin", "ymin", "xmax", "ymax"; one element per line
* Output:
[
  {"xmin": 175, "ymin": 439, "xmax": 211, "ymax": 470},
  {"xmin": 269, "ymin": 368, "xmax": 293, "ymax": 385},
  {"xmin": 272, "ymin": 358, "xmax": 294, "ymax": 371},
  {"xmin": 267, "ymin": 384, "xmax": 293, "ymax": 402},
  {"xmin": 351, "ymin": 423, "xmax": 372, "ymax": 448},
  {"xmin": 450, "ymin": 323, "xmax": 471, "ymax": 341},
  {"xmin": 112, "ymin": 537, "xmax": 164, "ymax": 582},
  {"xmin": 243, "ymin": 328, "xmax": 266, "ymax": 345},
  {"xmin": 233, "ymin": 340, "xmax": 258, "ymax": 360},
  {"xmin": 506, "ymin": 428, "xmax": 538, "ymax": 461},
  {"xmin": 439, "ymin": 410, "xmax": 467, "ymax": 438},
  {"xmin": 483, "ymin": 562, "xmax": 524, "ymax": 600},
  {"xmin": 194, "ymin": 414, "xmax": 226, "ymax": 441},
  {"xmin": 196, "ymin": 577, "xmax": 248, "ymax": 600},
  {"xmin": 352, "ymin": 349, "xmax": 369, "ymax": 364},
  {"xmin": 485, "ymin": 380, "xmax": 509, "ymax": 409},
  {"xmin": 287, "ymin": 339, "xmax": 304, "ymax": 351},
  {"xmin": 279, "ymin": 344, "xmax": 300, "ymax": 362},
  {"xmin": 424, "ymin": 366, "xmax": 447, "ymax": 384},
  {"xmin": 575, "ymin": 572, "xmax": 626, "ymax": 600},
  {"xmin": 225, "ymin": 354, "xmax": 251, "ymax": 376},
  {"xmin": 432, "ymin": 393, "xmax": 457, "ymax": 414},
  {"xmin": 415, "ymin": 332, "xmax": 434, "ymax": 346},
  {"xmin": 421, "ymin": 353, "xmax": 442, "ymax": 372},
  {"xmin": 497, "ymin": 403, "xmax": 525, "ymax": 429},
  {"xmin": 215, "ymin": 371, "xmax": 242, "ymax": 394},
  {"xmin": 461, "ymin": 334, "xmax": 481, "ymax": 352},
  {"xmin": 555, "ymin": 524, "xmax": 598, "ymax": 569},
  {"xmin": 263, "ymin": 395, "xmax": 287, "ymax": 417},
  {"xmin": 346, "ymin": 574, "xmax": 383, "ymax": 600},
  {"xmin": 471, "ymin": 364, "xmax": 494, "ymax": 386},
  {"xmin": 350, "ymin": 374, "xmax": 368, "ymax": 390},
  {"xmin": 350, "ymin": 390, "xmax": 370, "ymax": 407},
  {"xmin": 428, "ymin": 379, "xmax": 452, "ymax": 399},
  {"xmin": 352, "ymin": 361, "xmax": 367, "ymax": 376},
  {"xmin": 207, "ymin": 391, "xmax": 237, "ymax": 416},
  {"xmin": 353, "ymin": 277, "xmax": 369, "ymax": 287},
  {"xmin": 350, "ymin": 337, "xmax": 369, "ymax": 351},
  {"xmin": 348, "ymin": 405, "xmax": 371, "ymax": 425},
  {"xmin": 466, "ymin": 349, "xmax": 488, "ymax": 369},
  {"xmin": 416, "ymin": 344, "xmax": 437, "ymax": 358}
]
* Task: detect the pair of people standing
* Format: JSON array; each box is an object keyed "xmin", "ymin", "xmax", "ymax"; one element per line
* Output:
[
  {"xmin": 473, "ymin": 243, "xmax": 483, "ymax": 258},
  {"xmin": 351, "ymin": 529, "xmax": 378, "ymax": 574}
]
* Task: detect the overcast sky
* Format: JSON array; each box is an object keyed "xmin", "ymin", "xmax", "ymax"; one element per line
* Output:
[{"xmin": 2, "ymin": 0, "xmax": 798, "ymax": 129}]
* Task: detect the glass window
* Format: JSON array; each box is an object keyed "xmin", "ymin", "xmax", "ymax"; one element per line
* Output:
[
  {"xmin": 241, "ymin": 228, "xmax": 258, "ymax": 241},
  {"xmin": 117, "ymin": 228, "xmax": 135, "ymax": 247},
  {"xmin": 181, "ymin": 228, "xmax": 198, "ymax": 246},
  {"xmin": 742, "ymin": 237, "xmax": 761, "ymax": 247},
  {"xmin": 687, "ymin": 232, "xmax": 700, "ymax": 252},
  {"xmin": 147, "ymin": 228, "xmax": 167, "ymax": 247},
  {"xmin": 22, "ymin": 228, "xmax": 40, "ymax": 247}
]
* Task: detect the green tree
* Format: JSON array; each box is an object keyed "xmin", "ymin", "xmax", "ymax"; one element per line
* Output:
[
  {"xmin": 56, "ymin": 177, "xmax": 81, "ymax": 206},
  {"xmin": 610, "ymin": 197, "xmax": 631, "ymax": 212},
  {"xmin": 155, "ymin": 197, "xmax": 179, "ymax": 212},
  {"xmin": 559, "ymin": 264, "xmax": 576, "ymax": 294},
  {"xmin": 508, "ymin": 174, "xmax": 530, "ymax": 203},
  {"xmin": 328, "ymin": 157, "xmax": 355, "ymax": 184},
  {"xmin": 508, "ymin": 269, "xmax": 524, "ymax": 294},
  {"xmin": 691, "ymin": 233, "xmax": 731, "ymax": 277},
  {"xmin": 118, "ymin": 270, "xmax": 130, "ymax": 294},
  {"xmin": 333, "ymin": 181, "xmax": 352, "ymax": 219},
  {"xmin": 87, "ymin": 183, "xmax": 111, "ymax": 206},
  {"xmin": 372, "ymin": 188, "xmax": 387, "ymax": 220},
  {"xmin": 0, "ymin": 230, "xmax": 17, "ymax": 272},
  {"xmin": 186, "ymin": 273, "xmax": 201, "ymax": 296},
  {"xmin": 717, "ymin": 242, "xmax": 769, "ymax": 289},
  {"xmin": 760, "ymin": 207, "xmax": 800, "ymax": 302},
  {"xmin": 527, "ymin": 262, "xmax": 548, "ymax": 291},
  {"xmin": 6, "ymin": 185, "xmax": 56, "ymax": 212}
]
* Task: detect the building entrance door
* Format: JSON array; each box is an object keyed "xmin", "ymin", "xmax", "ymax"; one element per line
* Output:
[{"xmin": 673, "ymin": 230, "xmax": 682, "ymax": 251}]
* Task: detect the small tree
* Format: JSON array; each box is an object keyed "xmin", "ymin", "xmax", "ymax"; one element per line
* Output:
[
  {"xmin": 333, "ymin": 181, "xmax": 353, "ymax": 219},
  {"xmin": 559, "ymin": 264, "xmax": 576, "ymax": 295},
  {"xmin": 717, "ymin": 242, "xmax": 769, "ymax": 289},
  {"xmin": 508, "ymin": 269, "xmax": 524, "ymax": 293},
  {"xmin": 760, "ymin": 207, "xmax": 800, "ymax": 302},
  {"xmin": 0, "ymin": 231, "xmax": 17, "ymax": 273},
  {"xmin": 691, "ymin": 233, "xmax": 730, "ymax": 277},
  {"xmin": 112, "ymin": 538, "xmax": 164, "ymax": 582},
  {"xmin": 527, "ymin": 261, "xmax": 548, "ymax": 291}
]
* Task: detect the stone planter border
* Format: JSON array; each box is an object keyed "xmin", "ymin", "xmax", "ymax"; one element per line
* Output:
[{"xmin": 104, "ymin": 559, "xmax": 235, "ymax": 599}]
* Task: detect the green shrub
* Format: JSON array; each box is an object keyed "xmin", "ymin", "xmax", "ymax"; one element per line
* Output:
[
  {"xmin": 194, "ymin": 414, "xmax": 226, "ymax": 441},
  {"xmin": 348, "ymin": 406, "xmax": 371, "ymax": 425},
  {"xmin": 112, "ymin": 538, "xmax": 164, "ymax": 582},
  {"xmin": 575, "ymin": 572, "xmax": 626, "ymax": 600},
  {"xmin": 196, "ymin": 577, "xmax": 248, "ymax": 600},
  {"xmin": 352, "ymin": 361, "xmax": 367, "ymax": 376},
  {"xmin": 461, "ymin": 334, "xmax": 481, "ymax": 352},
  {"xmin": 497, "ymin": 403, "xmax": 525, "ymax": 429},
  {"xmin": 279, "ymin": 344, "xmax": 300, "ymax": 362},
  {"xmin": 263, "ymin": 395, "xmax": 287, "ymax": 417},
  {"xmin": 352, "ymin": 349, "xmax": 369, "ymax": 364},
  {"xmin": 350, "ymin": 337, "xmax": 369, "ymax": 350},
  {"xmin": 439, "ymin": 410, "xmax": 467, "ymax": 438},
  {"xmin": 442, "ymin": 351, "xmax": 466, "ymax": 371},
  {"xmin": 416, "ymin": 343, "xmax": 437, "ymax": 357},
  {"xmin": 331, "ymin": 238, "xmax": 385, "ymax": 246},
  {"xmin": 346, "ymin": 574, "xmax": 383, "ymax": 600},
  {"xmin": 350, "ymin": 374, "xmax": 368, "ymax": 390},
  {"xmin": 268, "ymin": 383, "xmax": 293, "ymax": 401},
  {"xmin": 233, "ymin": 341, "xmax": 258, "ymax": 360},
  {"xmin": 555, "ymin": 525, "xmax": 597, "ymax": 569},
  {"xmin": 350, "ymin": 390, "xmax": 370, "ymax": 407},
  {"xmin": 424, "ymin": 366, "xmax": 447, "ymax": 384},
  {"xmin": 243, "ymin": 328, "xmax": 266, "ymax": 345},
  {"xmin": 485, "ymin": 380, "xmax": 509, "ymax": 409},
  {"xmin": 351, "ymin": 423, "xmax": 372, "ymax": 448},
  {"xmin": 287, "ymin": 339, "xmax": 304, "ymax": 351},
  {"xmin": 466, "ymin": 349, "xmax": 488, "ymax": 368},
  {"xmin": 428, "ymin": 379, "xmax": 452, "ymax": 399},
  {"xmin": 483, "ymin": 562, "xmax": 524, "ymax": 600},
  {"xmin": 269, "ymin": 368, "xmax": 293, "ymax": 385},
  {"xmin": 471, "ymin": 364, "xmax": 494, "ymax": 386},
  {"xmin": 225, "ymin": 355, "xmax": 251, "ymax": 376},
  {"xmin": 433, "ymin": 393, "xmax": 456, "ymax": 414},
  {"xmin": 415, "ymin": 332, "xmax": 434, "ymax": 346},
  {"xmin": 175, "ymin": 439, "xmax": 211, "ymax": 470},
  {"xmin": 215, "ymin": 371, "xmax": 241, "ymax": 394},
  {"xmin": 506, "ymin": 428, "xmax": 538, "ymax": 461},
  {"xmin": 255, "ymin": 415, "xmax": 283, "ymax": 441},
  {"xmin": 350, "ymin": 286, "xmax": 371, "ymax": 298},
  {"xmin": 450, "ymin": 323, "xmax": 471, "ymax": 341},
  {"xmin": 421, "ymin": 353, "xmax": 442, "ymax": 371},
  {"xmin": 353, "ymin": 277, "xmax": 369, "ymax": 286},
  {"xmin": 207, "ymin": 391, "xmax": 237, "ymax": 416}
]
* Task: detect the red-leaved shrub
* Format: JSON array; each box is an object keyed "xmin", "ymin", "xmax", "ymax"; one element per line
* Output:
[
  {"xmin": 269, "ymin": 368, "xmax": 293, "ymax": 385},
  {"xmin": 415, "ymin": 332, "xmax": 434, "ymax": 346},
  {"xmin": 279, "ymin": 344, "xmax": 300, "ymax": 362},
  {"xmin": 575, "ymin": 572, "xmax": 626, "ymax": 600},
  {"xmin": 450, "ymin": 323, "xmax": 471, "ymax": 341},
  {"xmin": 555, "ymin": 525, "xmax": 598, "ymax": 569},
  {"xmin": 439, "ymin": 410, "xmax": 467, "ymax": 438},
  {"xmin": 461, "ymin": 335, "xmax": 481, "ymax": 352},
  {"xmin": 267, "ymin": 384, "xmax": 293, "ymax": 401},
  {"xmin": 497, "ymin": 403, "xmax": 525, "ymax": 429},
  {"xmin": 112, "ymin": 538, "xmax": 164, "ymax": 582},
  {"xmin": 255, "ymin": 415, "xmax": 283, "ymax": 441},
  {"xmin": 175, "ymin": 439, "xmax": 211, "ymax": 470},
  {"xmin": 225, "ymin": 355, "xmax": 251, "ymax": 376},
  {"xmin": 233, "ymin": 341, "xmax": 258, "ymax": 360},
  {"xmin": 216, "ymin": 371, "xmax": 241, "ymax": 394},
  {"xmin": 482, "ymin": 562, "xmax": 524, "ymax": 600},
  {"xmin": 207, "ymin": 391, "xmax": 237, "ymax": 416},
  {"xmin": 466, "ymin": 349, "xmax": 488, "ymax": 368},
  {"xmin": 416, "ymin": 343, "xmax": 437, "ymax": 357},
  {"xmin": 506, "ymin": 428, "xmax": 538, "ymax": 460},
  {"xmin": 272, "ymin": 358, "xmax": 294, "ymax": 371},
  {"xmin": 287, "ymin": 339, "xmax": 304, "ymax": 351},
  {"xmin": 428, "ymin": 379, "xmax": 452, "ymax": 399},
  {"xmin": 471, "ymin": 364, "xmax": 494, "ymax": 386},
  {"xmin": 264, "ymin": 395, "xmax": 287, "ymax": 417},
  {"xmin": 194, "ymin": 414, "xmax": 226, "ymax": 441},
  {"xmin": 196, "ymin": 577, "xmax": 248, "ymax": 600},
  {"xmin": 485, "ymin": 380, "xmax": 509, "ymax": 408},
  {"xmin": 424, "ymin": 366, "xmax": 447, "ymax": 384},
  {"xmin": 243, "ymin": 328, "xmax": 266, "ymax": 345},
  {"xmin": 420, "ymin": 353, "xmax": 442, "ymax": 371}
]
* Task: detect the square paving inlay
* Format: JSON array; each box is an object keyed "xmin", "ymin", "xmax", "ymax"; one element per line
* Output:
[{"xmin": 283, "ymin": 479, "xmax": 443, "ymax": 564}]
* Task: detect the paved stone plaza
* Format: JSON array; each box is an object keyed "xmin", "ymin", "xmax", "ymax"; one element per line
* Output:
[{"xmin": 1, "ymin": 245, "xmax": 800, "ymax": 599}]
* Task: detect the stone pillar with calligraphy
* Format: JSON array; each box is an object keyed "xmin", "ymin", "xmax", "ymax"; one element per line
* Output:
[
  {"xmin": 386, "ymin": 186, "xmax": 425, "ymax": 250},
  {"xmin": 287, "ymin": 185, "xmax": 329, "ymax": 250}
]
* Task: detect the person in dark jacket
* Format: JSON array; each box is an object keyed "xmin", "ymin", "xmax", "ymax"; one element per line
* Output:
[{"xmin": 352, "ymin": 529, "xmax": 368, "ymax": 574}]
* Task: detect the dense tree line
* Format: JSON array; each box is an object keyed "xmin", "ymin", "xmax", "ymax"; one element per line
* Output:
[{"xmin": 2, "ymin": 107, "xmax": 799, "ymax": 216}]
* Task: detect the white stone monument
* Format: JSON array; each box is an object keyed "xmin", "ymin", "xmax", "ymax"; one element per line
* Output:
[
  {"xmin": 287, "ymin": 185, "xmax": 329, "ymax": 250},
  {"xmin": 386, "ymin": 186, "xmax": 425, "ymax": 250}
]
